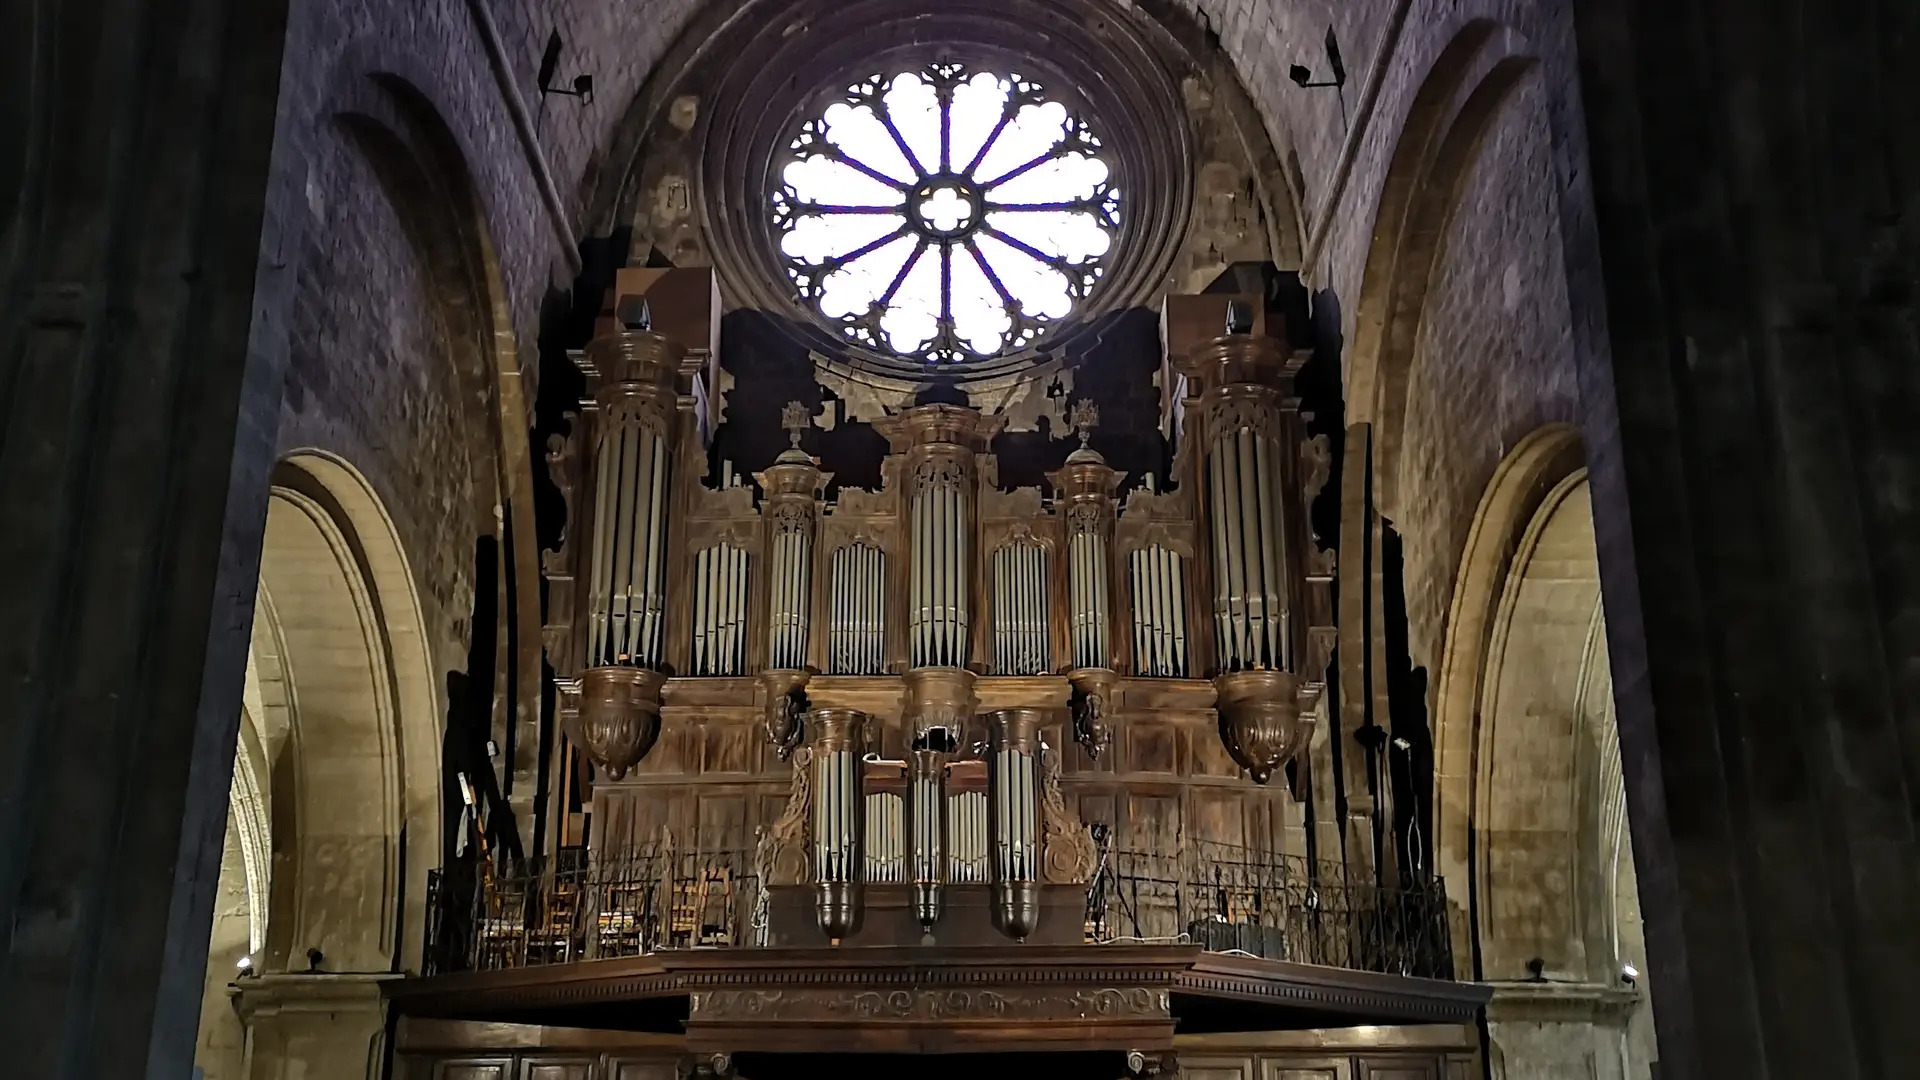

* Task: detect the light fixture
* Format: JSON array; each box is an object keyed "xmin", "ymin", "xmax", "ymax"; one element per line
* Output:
[
  {"xmin": 235, "ymin": 955, "xmax": 253, "ymax": 972},
  {"xmin": 1621, "ymin": 962, "xmax": 1639, "ymax": 986},
  {"xmin": 536, "ymin": 31, "xmax": 594, "ymax": 104},
  {"xmin": 1289, "ymin": 28, "xmax": 1347, "ymax": 89}
]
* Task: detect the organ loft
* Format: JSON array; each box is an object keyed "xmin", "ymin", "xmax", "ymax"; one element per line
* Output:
[{"xmin": 38, "ymin": 0, "xmax": 1920, "ymax": 1077}]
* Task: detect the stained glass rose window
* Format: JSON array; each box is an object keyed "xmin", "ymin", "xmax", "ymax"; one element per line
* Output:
[{"xmin": 772, "ymin": 64, "xmax": 1122, "ymax": 364}]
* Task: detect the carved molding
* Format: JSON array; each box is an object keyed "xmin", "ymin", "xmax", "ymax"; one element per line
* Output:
[{"xmin": 689, "ymin": 986, "xmax": 1169, "ymax": 1022}]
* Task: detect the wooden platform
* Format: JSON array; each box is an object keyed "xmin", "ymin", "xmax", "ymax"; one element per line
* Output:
[{"xmin": 383, "ymin": 945, "xmax": 1489, "ymax": 1056}]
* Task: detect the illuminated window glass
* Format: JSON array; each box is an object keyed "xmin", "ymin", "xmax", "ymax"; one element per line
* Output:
[{"xmin": 773, "ymin": 64, "xmax": 1121, "ymax": 364}]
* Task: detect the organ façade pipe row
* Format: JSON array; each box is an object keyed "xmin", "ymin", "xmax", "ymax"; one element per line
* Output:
[
  {"xmin": 909, "ymin": 464, "xmax": 970, "ymax": 669},
  {"xmin": 991, "ymin": 541, "xmax": 1049, "ymax": 675}
]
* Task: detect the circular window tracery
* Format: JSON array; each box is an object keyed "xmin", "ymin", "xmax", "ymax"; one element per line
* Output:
[{"xmin": 772, "ymin": 65, "xmax": 1123, "ymax": 365}]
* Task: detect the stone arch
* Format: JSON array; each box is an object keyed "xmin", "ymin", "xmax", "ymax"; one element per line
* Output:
[
  {"xmin": 1341, "ymin": 20, "xmax": 1538, "ymax": 520},
  {"xmin": 327, "ymin": 73, "xmax": 543, "ymax": 835},
  {"xmin": 1431, "ymin": 422, "xmax": 1586, "ymax": 958},
  {"xmin": 1436, "ymin": 435, "xmax": 1656, "ymax": 1076},
  {"xmin": 256, "ymin": 451, "xmax": 441, "ymax": 973}
]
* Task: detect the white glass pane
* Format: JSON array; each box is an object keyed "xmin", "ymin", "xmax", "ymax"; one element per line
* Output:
[
  {"xmin": 784, "ymin": 155, "xmax": 904, "ymax": 207},
  {"xmin": 974, "ymin": 101, "xmax": 1068, "ymax": 184},
  {"xmin": 985, "ymin": 210, "xmax": 1111, "ymax": 264},
  {"xmin": 949, "ymin": 74, "xmax": 1010, "ymax": 171},
  {"xmin": 782, "ymin": 212, "xmax": 904, "ymax": 265},
  {"xmin": 818, "ymin": 234, "xmax": 917, "ymax": 319},
  {"xmin": 883, "ymin": 73, "xmax": 942, "ymax": 174},
  {"xmin": 987, "ymin": 153, "xmax": 1109, "ymax": 205},
  {"xmin": 880, "ymin": 244, "xmax": 941, "ymax": 352},
  {"xmin": 951, "ymin": 246, "xmax": 1011, "ymax": 354},
  {"xmin": 974, "ymin": 232, "xmax": 1071, "ymax": 319},
  {"xmin": 822, "ymin": 103, "xmax": 918, "ymax": 182}
]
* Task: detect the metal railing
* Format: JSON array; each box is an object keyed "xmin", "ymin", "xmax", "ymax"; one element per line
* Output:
[
  {"xmin": 1083, "ymin": 840, "xmax": 1453, "ymax": 979},
  {"xmin": 426, "ymin": 838, "xmax": 1451, "ymax": 981},
  {"xmin": 425, "ymin": 844, "xmax": 763, "ymax": 975}
]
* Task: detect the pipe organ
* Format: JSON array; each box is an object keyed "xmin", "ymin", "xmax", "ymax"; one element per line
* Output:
[
  {"xmin": 990, "ymin": 539, "xmax": 1049, "ymax": 675},
  {"xmin": 827, "ymin": 542, "xmax": 888, "ymax": 675},
  {"xmin": 543, "ymin": 277, "xmax": 1332, "ymax": 933}
]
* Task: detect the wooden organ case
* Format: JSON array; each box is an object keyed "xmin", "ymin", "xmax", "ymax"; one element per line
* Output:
[{"xmin": 398, "ymin": 274, "xmax": 1484, "ymax": 1079}]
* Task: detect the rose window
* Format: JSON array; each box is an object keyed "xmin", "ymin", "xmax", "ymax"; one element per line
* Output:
[{"xmin": 773, "ymin": 65, "xmax": 1122, "ymax": 365}]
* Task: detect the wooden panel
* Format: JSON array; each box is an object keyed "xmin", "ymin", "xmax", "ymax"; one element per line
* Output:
[
  {"xmin": 1126, "ymin": 793, "xmax": 1181, "ymax": 851},
  {"xmin": 1182, "ymin": 1055, "xmax": 1256, "ymax": 1080},
  {"xmin": 697, "ymin": 793, "xmax": 749, "ymax": 851},
  {"xmin": 700, "ymin": 718, "xmax": 757, "ymax": 774},
  {"xmin": 606, "ymin": 1061, "xmax": 677, "ymax": 1080},
  {"xmin": 1190, "ymin": 718, "xmax": 1244, "ymax": 777},
  {"xmin": 433, "ymin": 1061, "xmax": 513, "ymax": 1080},
  {"xmin": 1126, "ymin": 720, "xmax": 1180, "ymax": 774},
  {"xmin": 1354, "ymin": 1059, "xmax": 1440, "ymax": 1080},
  {"xmin": 1189, "ymin": 788, "xmax": 1250, "ymax": 847},
  {"xmin": 1262, "ymin": 1057, "xmax": 1352, "ymax": 1080},
  {"xmin": 522, "ymin": 1060, "xmax": 594, "ymax": 1080},
  {"xmin": 633, "ymin": 715, "xmax": 700, "ymax": 775}
]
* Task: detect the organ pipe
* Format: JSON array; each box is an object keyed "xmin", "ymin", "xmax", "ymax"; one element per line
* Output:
[
  {"xmin": 810, "ymin": 708, "xmax": 868, "ymax": 939},
  {"xmin": 991, "ymin": 542, "xmax": 1049, "ymax": 675},
  {"xmin": 1173, "ymin": 300, "xmax": 1322, "ymax": 786},
  {"xmin": 689, "ymin": 543, "xmax": 750, "ymax": 676},
  {"xmin": 1124, "ymin": 546, "xmax": 1188, "ymax": 678},
  {"xmin": 562, "ymin": 305, "xmax": 685, "ymax": 780},
  {"xmin": 947, "ymin": 791, "xmax": 988, "ymax": 883},
  {"xmin": 756, "ymin": 409, "xmax": 828, "ymax": 672},
  {"xmin": 876, "ymin": 402, "xmax": 997, "ymax": 674},
  {"xmin": 828, "ymin": 543, "xmax": 887, "ymax": 675},
  {"xmin": 983, "ymin": 708, "xmax": 1043, "ymax": 941},
  {"xmin": 908, "ymin": 748, "xmax": 948, "ymax": 932}
]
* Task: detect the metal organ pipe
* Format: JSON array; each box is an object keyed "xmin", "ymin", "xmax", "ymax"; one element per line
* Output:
[
  {"xmin": 984, "ymin": 708, "xmax": 1043, "ymax": 941},
  {"xmin": 909, "ymin": 749, "xmax": 948, "ymax": 931},
  {"xmin": 1206, "ymin": 402, "xmax": 1292, "ymax": 672},
  {"xmin": 1129, "ymin": 545, "xmax": 1189, "ymax": 678},
  {"xmin": 811, "ymin": 709, "xmax": 868, "ymax": 939},
  {"xmin": 588, "ymin": 411, "xmax": 672, "ymax": 669},
  {"xmin": 992, "ymin": 543, "xmax": 1049, "ymax": 675}
]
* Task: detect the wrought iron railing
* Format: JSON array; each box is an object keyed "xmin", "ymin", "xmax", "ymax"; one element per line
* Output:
[
  {"xmin": 425, "ymin": 844, "xmax": 764, "ymax": 975},
  {"xmin": 425, "ymin": 838, "xmax": 1451, "ymax": 980},
  {"xmin": 1083, "ymin": 840, "xmax": 1453, "ymax": 979}
]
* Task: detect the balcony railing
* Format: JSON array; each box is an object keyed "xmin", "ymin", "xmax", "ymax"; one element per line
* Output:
[
  {"xmin": 424, "ymin": 838, "xmax": 1451, "ymax": 981},
  {"xmin": 1084, "ymin": 840, "xmax": 1454, "ymax": 979}
]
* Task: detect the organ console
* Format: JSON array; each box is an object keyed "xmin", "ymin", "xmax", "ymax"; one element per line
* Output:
[{"xmin": 540, "ymin": 272, "xmax": 1331, "ymax": 944}]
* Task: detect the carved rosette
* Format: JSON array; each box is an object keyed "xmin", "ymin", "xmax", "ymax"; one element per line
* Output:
[
  {"xmin": 1213, "ymin": 669, "xmax": 1318, "ymax": 786},
  {"xmin": 757, "ymin": 667, "xmax": 812, "ymax": 761},
  {"xmin": 566, "ymin": 666, "xmax": 668, "ymax": 779}
]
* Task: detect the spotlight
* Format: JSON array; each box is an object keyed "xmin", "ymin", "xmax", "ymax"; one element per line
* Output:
[
  {"xmin": 1391, "ymin": 736, "xmax": 1412, "ymax": 751},
  {"xmin": 536, "ymin": 31, "xmax": 595, "ymax": 104},
  {"xmin": 235, "ymin": 955, "xmax": 253, "ymax": 973},
  {"xmin": 1621, "ymin": 962, "xmax": 1639, "ymax": 986}
]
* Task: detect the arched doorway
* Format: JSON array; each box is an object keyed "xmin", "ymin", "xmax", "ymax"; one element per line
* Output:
[
  {"xmin": 1433, "ymin": 427, "xmax": 1657, "ymax": 1078},
  {"xmin": 193, "ymin": 453, "xmax": 439, "ymax": 1080}
]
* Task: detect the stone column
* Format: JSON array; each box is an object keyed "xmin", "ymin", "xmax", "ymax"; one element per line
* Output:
[
  {"xmin": 232, "ymin": 975, "xmax": 396, "ymax": 1080},
  {"xmin": 1559, "ymin": 1, "xmax": 1920, "ymax": 1076},
  {"xmin": 0, "ymin": 2, "xmax": 297, "ymax": 1077},
  {"xmin": 1483, "ymin": 982, "xmax": 1646, "ymax": 1080}
]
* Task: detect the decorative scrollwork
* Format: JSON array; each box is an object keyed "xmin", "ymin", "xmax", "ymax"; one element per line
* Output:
[
  {"xmin": 757, "ymin": 746, "xmax": 813, "ymax": 886},
  {"xmin": 1040, "ymin": 743, "xmax": 1099, "ymax": 884}
]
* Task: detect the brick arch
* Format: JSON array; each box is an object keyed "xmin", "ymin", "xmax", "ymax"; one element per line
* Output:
[{"xmin": 1340, "ymin": 20, "xmax": 1538, "ymax": 520}]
